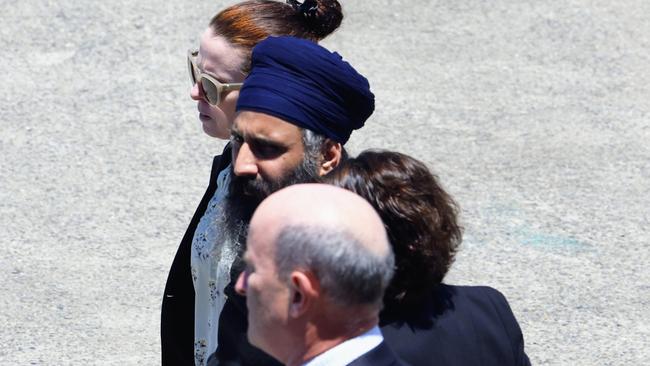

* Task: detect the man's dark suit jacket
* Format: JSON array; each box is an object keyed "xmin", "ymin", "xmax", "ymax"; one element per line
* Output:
[
  {"xmin": 212, "ymin": 284, "xmax": 530, "ymax": 366},
  {"xmin": 347, "ymin": 341, "xmax": 408, "ymax": 366},
  {"xmin": 380, "ymin": 284, "xmax": 530, "ymax": 366},
  {"xmin": 161, "ymin": 147, "xmax": 232, "ymax": 366},
  {"xmin": 208, "ymin": 335, "xmax": 406, "ymax": 366}
]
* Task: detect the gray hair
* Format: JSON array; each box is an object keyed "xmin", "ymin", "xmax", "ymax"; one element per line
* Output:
[
  {"xmin": 274, "ymin": 224, "xmax": 394, "ymax": 308},
  {"xmin": 301, "ymin": 128, "xmax": 349, "ymax": 164},
  {"xmin": 301, "ymin": 128, "xmax": 327, "ymax": 164}
]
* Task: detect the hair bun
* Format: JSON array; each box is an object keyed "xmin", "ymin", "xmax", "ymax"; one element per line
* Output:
[
  {"xmin": 287, "ymin": 0, "xmax": 343, "ymax": 40},
  {"xmin": 288, "ymin": 0, "xmax": 319, "ymax": 18}
]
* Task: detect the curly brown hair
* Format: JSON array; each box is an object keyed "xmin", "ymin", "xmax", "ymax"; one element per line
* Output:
[{"xmin": 322, "ymin": 149, "xmax": 462, "ymax": 312}]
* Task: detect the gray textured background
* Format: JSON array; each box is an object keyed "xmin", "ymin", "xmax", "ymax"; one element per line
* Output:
[{"xmin": 1, "ymin": 0, "xmax": 649, "ymax": 364}]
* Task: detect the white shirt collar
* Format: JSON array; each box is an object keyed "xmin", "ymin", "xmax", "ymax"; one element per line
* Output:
[{"xmin": 302, "ymin": 326, "xmax": 383, "ymax": 366}]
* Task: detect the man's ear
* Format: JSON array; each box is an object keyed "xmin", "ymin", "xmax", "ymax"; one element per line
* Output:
[
  {"xmin": 288, "ymin": 270, "xmax": 320, "ymax": 318},
  {"xmin": 319, "ymin": 139, "xmax": 342, "ymax": 176}
]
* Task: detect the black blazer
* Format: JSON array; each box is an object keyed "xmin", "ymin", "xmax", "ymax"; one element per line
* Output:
[
  {"xmin": 211, "ymin": 282, "xmax": 283, "ymax": 366},
  {"xmin": 161, "ymin": 146, "xmax": 232, "ymax": 366},
  {"xmin": 211, "ymin": 284, "xmax": 529, "ymax": 366},
  {"xmin": 380, "ymin": 284, "xmax": 530, "ymax": 366},
  {"xmin": 348, "ymin": 341, "xmax": 409, "ymax": 366},
  {"xmin": 208, "ymin": 339, "xmax": 406, "ymax": 366}
]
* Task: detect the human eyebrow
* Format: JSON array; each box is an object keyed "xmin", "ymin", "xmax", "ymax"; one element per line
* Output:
[
  {"xmin": 248, "ymin": 135, "xmax": 285, "ymax": 147},
  {"xmin": 195, "ymin": 56, "xmax": 229, "ymax": 83},
  {"xmin": 248, "ymin": 137, "xmax": 287, "ymax": 159},
  {"xmin": 230, "ymin": 128, "xmax": 244, "ymax": 142},
  {"xmin": 202, "ymin": 69, "xmax": 229, "ymax": 83}
]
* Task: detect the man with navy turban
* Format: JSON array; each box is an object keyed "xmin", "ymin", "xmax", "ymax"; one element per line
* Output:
[
  {"xmin": 235, "ymin": 35, "xmax": 374, "ymax": 145},
  {"xmin": 228, "ymin": 36, "xmax": 374, "ymax": 205},
  {"xmin": 205, "ymin": 36, "xmax": 375, "ymax": 365}
]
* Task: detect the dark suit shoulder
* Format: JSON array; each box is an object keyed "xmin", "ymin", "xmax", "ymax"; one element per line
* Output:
[
  {"xmin": 442, "ymin": 285, "xmax": 513, "ymax": 316},
  {"xmin": 381, "ymin": 284, "xmax": 530, "ymax": 366},
  {"xmin": 446, "ymin": 285, "xmax": 530, "ymax": 366},
  {"xmin": 347, "ymin": 342, "xmax": 410, "ymax": 366},
  {"xmin": 447, "ymin": 284, "xmax": 505, "ymax": 302}
]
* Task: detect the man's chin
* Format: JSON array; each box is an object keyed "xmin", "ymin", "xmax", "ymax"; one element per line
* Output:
[{"xmin": 242, "ymin": 182, "xmax": 273, "ymax": 202}]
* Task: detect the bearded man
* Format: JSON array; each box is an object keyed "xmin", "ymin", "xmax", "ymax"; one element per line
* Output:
[{"xmin": 202, "ymin": 35, "xmax": 375, "ymax": 366}]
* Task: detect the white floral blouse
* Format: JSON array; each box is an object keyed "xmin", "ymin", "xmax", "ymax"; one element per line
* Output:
[{"xmin": 190, "ymin": 165, "xmax": 239, "ymax": 366}]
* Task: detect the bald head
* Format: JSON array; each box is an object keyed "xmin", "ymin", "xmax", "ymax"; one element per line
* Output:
[
  {"xmin": 247, "ymin": 184, "xmax": 394, "ymax": 308},
  {"xmin": 238, "ymin": 184, "xmax": 394, "ymax": 363},
  {"xmin": 250, "ymin": 184, "xmax": 389, "ymax": 257}
]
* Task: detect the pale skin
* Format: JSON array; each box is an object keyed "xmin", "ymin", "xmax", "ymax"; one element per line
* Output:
[
  {"xmin": 235, "ymin": 184, "xmax": 391, "ymax": 366},
  {"xmin": 190, "ymin": 28, "xmax": 247, "ymax": 139}
]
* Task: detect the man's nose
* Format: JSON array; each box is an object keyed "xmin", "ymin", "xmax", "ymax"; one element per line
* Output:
[
  {"xmin": 235, "ymin": 271, "xmax": 247, "ymax": 296},
  {"xmin": 233, "ymin": 143, "xmax": 258, "ymax": 177}
]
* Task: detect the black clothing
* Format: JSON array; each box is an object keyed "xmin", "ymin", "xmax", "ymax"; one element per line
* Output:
[
  {"xmin": 161, "ymin": 147, "xmax": 232, "ymax": 366},
  {"xmin": 210, "ymin": 284, "xmax": 530, "ymax": 366},
  {"xmin": 380, "ymin": 285, "xmax": 531, "ymax": 366}
]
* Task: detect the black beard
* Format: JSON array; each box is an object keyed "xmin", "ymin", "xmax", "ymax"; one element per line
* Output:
[
  {"xmin": 223, "ymin": 155, "xmax": 321, "ymax": 252},
  {"xmin": 230, "ymin": 156, "xmax": 320, "ymax": 203}
]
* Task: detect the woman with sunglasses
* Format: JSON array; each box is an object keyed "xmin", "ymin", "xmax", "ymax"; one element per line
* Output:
[
  {"xmin": 322, "ymin": 150, "xmax": 530, "ymax": 366},
  {"xmin": 162, "ymin": 1, "xmax": 343, "ymax": 365}
]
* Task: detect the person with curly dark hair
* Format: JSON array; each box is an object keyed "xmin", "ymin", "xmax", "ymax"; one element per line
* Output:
[
  {"xmin": 322, "ymin": 149, "xmax": 462, "ymax": 314},
  {"xmin": 322, "ymin": 149, "xmax": 530, "ymax": 366}
]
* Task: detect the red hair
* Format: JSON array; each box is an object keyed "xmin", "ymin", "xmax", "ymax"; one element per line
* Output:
[{"xmin": 210, "ymin": 0, "xmax": 343, "ymax": 72}]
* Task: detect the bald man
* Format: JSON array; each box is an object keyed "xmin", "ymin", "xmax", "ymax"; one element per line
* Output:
[{"xmin": 233, "ymin": 184, "xmax": 407, "ymax": 366}]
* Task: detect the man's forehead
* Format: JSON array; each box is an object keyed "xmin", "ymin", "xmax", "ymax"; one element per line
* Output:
[
  {"xmin": 233, "ymin": 111, "xmax": 303, "ymax": 140},
  {"xmin": 246, "ymin": 224, "xmax": 278, "ymax": 259}
]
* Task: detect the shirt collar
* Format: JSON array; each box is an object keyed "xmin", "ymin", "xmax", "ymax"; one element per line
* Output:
[{"xmin": 302, "ymin": 326, "xmax": 383, "ymax": 366}]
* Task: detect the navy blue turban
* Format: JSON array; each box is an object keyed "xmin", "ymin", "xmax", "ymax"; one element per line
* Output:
[{"xmin": 236, "ymin": 36, "xmax": 374, "ymax": 144}]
